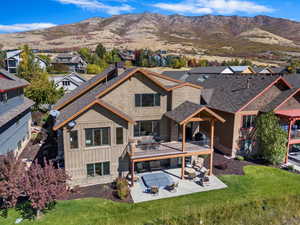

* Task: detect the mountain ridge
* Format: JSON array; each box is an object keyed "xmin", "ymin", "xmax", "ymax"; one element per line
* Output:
[{"xmin": 1, "ymin": 13, "xmax": 300, "ymax": 58}]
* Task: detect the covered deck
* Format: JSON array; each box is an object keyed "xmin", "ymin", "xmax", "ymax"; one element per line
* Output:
[
  {"xmin": 276, "ymin": 109, "xmax": 300, "ymax": 163},
  {"xmin": 128, "ymin": 101, "xmax": 225, "ymax": 186}
]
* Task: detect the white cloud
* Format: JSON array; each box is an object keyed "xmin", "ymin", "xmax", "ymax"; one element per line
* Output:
[
  {"xmin": 56, "ymin": 0, "xmax": 134, "ymax": 14},
  {"xmin": 153, "ymin": 0, "xmax": 273, "ymax": 14},
  {"xmin": 0, "ymin": 23, "xmax": 57, "ymax": 33}
]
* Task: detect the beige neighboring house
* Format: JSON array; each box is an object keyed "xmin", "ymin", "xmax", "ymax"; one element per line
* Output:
[{"xmin": 52, "ymin": 65, "xmax": 300, "ymax": 187}]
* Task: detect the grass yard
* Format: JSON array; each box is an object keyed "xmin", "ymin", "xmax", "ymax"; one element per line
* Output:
[{"xmin": 1, "ymin": 166, "xmax": 300, "ymax": 225}]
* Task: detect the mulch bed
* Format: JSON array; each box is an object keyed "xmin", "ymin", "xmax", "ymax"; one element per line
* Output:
[
  {"xmin": 204, "ymin": 151, "xmax": 259, "ymax": 176},
  {"xmin": 66, "ymin": 183, "xmax": 133, "ymax": 203}
]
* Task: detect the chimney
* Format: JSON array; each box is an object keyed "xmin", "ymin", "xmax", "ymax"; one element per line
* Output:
[
  {"xmin": 115, "ymin": 62, "xmax": 125, "ymax": 76},
  {"xmin": 246, "ymin": 78, "xmax": 251, "ymax": 89}
]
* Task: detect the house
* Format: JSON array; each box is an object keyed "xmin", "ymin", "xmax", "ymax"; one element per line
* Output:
[
  {"xmin": 50, "ymin": 72, "xmax": 87, "ymax": 93},
  {"xmin": 0, "ymin": 69, "xmax": 34, "ymax": 156},
  {"xmin": 51, "ymin": 65, "xmax": 300, "ymax": 187},
  {"xmin": 51, "ymin": 53, "xmax": 87, "ymax": 73},
  {"xmin": 252, "ymin": 67, "xmax": 274, "ymax": 75},
  {"xmin": 5, "ymin": 50, "xmax": 47, "ymax": 74},
  {"xmin": 52, "ymin": 66, "xmax": 225, "ymax": 187}
]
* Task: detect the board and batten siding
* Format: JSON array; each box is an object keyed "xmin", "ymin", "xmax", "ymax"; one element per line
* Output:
[{"xmin": 63, "ymin": 105, "xmax": 129, "ymax": 187}]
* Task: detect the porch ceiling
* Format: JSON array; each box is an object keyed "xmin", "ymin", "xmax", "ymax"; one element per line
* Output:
[{"xmin": 276, "ymin": 109, "xmax": 300, "ymax": 119}]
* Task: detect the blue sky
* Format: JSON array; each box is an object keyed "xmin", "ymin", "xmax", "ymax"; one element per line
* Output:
[{"xmin": 0, "ymin": 0, "xmax": 299, "ymax": 33}]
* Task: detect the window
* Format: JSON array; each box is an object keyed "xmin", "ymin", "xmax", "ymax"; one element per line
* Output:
[
  {"xmin": 70, "ymin": 130, "xmax": 79, "ymax": 149},
  {"xmin": 116, "ymin": 127, "xmax": 124, "ymax": 145},
  {"xmin": 242, "ymin": 115, "xmax": 256, "ymax": 129},
  {"xmin": 62, "ymin": 81, "xmax": 71, "ymax": 86},
  {"xmin": 8, "ymin": 59, "xmax": 17, "ymax": 67},
  {"xmin": 135, "ymin": 93, "xmax": 161, "ymax": 107},
  {"xmin": 134, "ymin": 120, "xmax": 160, "ymax": 137},
  {"xmin": 86, "ymin": 162, "xmax": 110, "ymax": 177},
  {"xmin": 241, "ymin": 139, "xmax": 254, "ymax": 153},
  {"xmin": 17, "ymin": 141, "xmax": 22, "ymax": 150},
  {"xmin": 0, "ymin": 92, "xmax": 8, "ymax": 103},
  {"xmin": 85, "ymin": 127, "xmax": 110, "ymax": 147}
]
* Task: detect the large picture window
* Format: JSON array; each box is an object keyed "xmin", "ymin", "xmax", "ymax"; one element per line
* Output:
[
  {"xmin": 135, "ymin": 93, "xmax": 161, "ymax": 107},
  {"xmin": 134, "ymin": 120, "xmax": 160, "ymax": 137},
  {"xmin": 85, "ymin": 127, "xmax": 110, "ymax": 147},
  {"xmin": 86, "ymin": 162, "xmax": 110, "ymax": 177},
  {"xmin": 69, "ymin": 130, "xmax": 78, "ymax": 149},
  {"xmin": 242, "ymin": 115, "xmax": 256, "ymax": 129}
]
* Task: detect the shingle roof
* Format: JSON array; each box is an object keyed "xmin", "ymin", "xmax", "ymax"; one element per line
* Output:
[
  {"xmin": 54, "ymin": 65, "xmax": 116, "ymax": 109},
  {"xmin": 54, "ymin": 68, "xmax": 138, "ymax": 129},
  {"xmin": 261, "ymin": 88, "xmax": 299, "ymax": 112},
  {"xmin": 189, "ymin": 66, "xmax": 230, "ymax": 74},
  {"xmin": 52, "ymin": 53, "xmax": 86, "ymax": 64},
  {"xmin": 271, "ymin": 67, "xmax": 287, "ymax": 74},
  {"xmin": 162, "ymin": 71, "xmax": 189, "ymax": 81},
  {"xmin": 200, "ymin": 75, "xmax": 281, "ymax": 113},
  {"xmin": 284, "ymin": 74, "xmax": 300, "ymax": 88},
  {"xmin": 0, "ymin": 69, "xmax": 29, "ymax": 91},
  {"xmin": 0, "ymin": 97, "xmax": 34, "ymax": 127},
  {"xmin": 165, "ymin": 101, "xmax": 205, "ymax": 124}
]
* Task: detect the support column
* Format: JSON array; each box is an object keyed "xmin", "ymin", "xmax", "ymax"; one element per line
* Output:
[
  {"xmin": 181, "ymin": 156, "xmax": 185, "ymax": 179},
  {"xmin": 182, "ymin": 123, "xmax": 186, "ymax": 152},
  {"xmin": 285, "ymin": 119, "xmax": 293, "ymax": 164},
  {"xmin": 209, "ymin": 119, "xmax": 215, "ymax": 176},
  {"xmin": 131, "ymin": 160, "xmax": 135, "ymax": 186}
]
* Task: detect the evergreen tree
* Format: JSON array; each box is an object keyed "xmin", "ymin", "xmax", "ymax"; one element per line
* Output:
[{"xmin": 95, "ymin": 43, "xmax": 106, "ymax": 59}]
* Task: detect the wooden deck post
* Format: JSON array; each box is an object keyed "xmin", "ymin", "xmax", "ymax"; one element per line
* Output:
[
  {"xmin": 131, "ymin": 160, "xmax": 134, "ymax": 186},
  {"xmin": 182, "ymin": 123, "xmax": 186, "ymax": 152},
  {"xmin": 181, "ymin": 156, "xmax": 185, "ymax": 179},
  {"xmin": 209, "ymin": 119, "xmax": 215, "ymax": 176},
  {"xmin": 285, "ymin": 119, "xmax": 293, "ymax": 164}
]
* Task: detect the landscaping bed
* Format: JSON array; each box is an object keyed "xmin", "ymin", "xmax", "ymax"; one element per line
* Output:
[
  {"xmin": 204, "ymin": 151, "xmax": 258, "ymax": 176},
  {"xmin": 66, "ymin": 183, "xmax": 133, "ymax": 203}
]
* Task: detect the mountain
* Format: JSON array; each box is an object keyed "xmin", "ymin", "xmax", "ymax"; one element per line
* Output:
[{"xmin": 1, "ymin": 13, "xmax": 300, "ymax": 57}]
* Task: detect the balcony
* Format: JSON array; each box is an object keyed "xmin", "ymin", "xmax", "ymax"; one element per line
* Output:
[{"xmin": 129, "ymin": 139, "xmax": 211, "ymax": 161}]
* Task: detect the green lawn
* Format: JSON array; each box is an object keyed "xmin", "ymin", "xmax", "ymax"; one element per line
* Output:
[{"xmin": 1, "ymin": 166, "xmax": 300, "ymax": 225}]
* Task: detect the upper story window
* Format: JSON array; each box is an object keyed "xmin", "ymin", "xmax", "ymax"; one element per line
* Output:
[
  {"xmin": 116, "ymin": 127, "xmax": 124, "ymax": 145},
  {"xmin": 242, "ymin": 115, "xmax": 256, "ymax": 129},
  {"xmin": 135, "ymin": 93, "xmax": 160, "ymax": 107},
  {"xmin": 134, "ymin": 120, "xmax": 160, "ymax": 137},
  {"xmin": 0, "ymin": 92, "xmax": 8, "ymax": 103},
  {"xmin": 8, "ymin": 59, "xmax": 17, "ymax": 68},
  {"xmin": 62, "ymin": 81, "xmax": 71, "ymax": 86},
  {"xmin": 85, "ymin": 127, "xmax": 110, "ymax": 147},
  {"xmin": 70, "ymin": 130, "xmax": 78, "ymax": 149}
]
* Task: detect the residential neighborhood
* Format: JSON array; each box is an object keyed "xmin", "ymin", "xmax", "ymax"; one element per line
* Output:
[{"xmin": 2, "ymin": 1, "xmax": 300, "ymax": 225}]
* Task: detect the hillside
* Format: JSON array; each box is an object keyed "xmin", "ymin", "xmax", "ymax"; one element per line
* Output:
[{"xmin": 1, "ymin": 13, "xmax": 300, "ymax": 58}]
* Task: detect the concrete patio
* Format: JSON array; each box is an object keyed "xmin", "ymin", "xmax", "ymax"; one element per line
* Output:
[{"xmin": 130, "ymin": 168, "xmax": 227, "ymax": 203}]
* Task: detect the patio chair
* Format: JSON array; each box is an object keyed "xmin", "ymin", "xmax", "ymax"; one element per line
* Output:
[
  {"xmin": 187, "ymin": 172, "xmax": 197, "ymax": 181},
  {"xmin": 193, "ymin": 158, "xmax": 205, "ymax": 171},
  {"xmin": 165, "ymin": 182, "xmax": 178, "ymax": 193},
  {"xmin": 198, "ymin": 176, "xmax": 210, "ymax": 187},
  {"xmin": 150, "ymin": 186, "xmax": 159, "ymax": 196}
]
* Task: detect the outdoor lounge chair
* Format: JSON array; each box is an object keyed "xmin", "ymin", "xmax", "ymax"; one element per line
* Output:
[
  {"xmin": 187, "ymin": 172, "xmax": 197, "ymax": 181},
  {"xmin": 165, "ymin": 182, "xmax": 178, "ymax": 193},
  {"xmin": 193, "ymin": 158, "xmax": 205, "ymax": 171}
]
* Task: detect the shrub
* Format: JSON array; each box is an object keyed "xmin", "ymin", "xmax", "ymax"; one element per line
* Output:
[
  {"xmin": 256, "ymin": 112, "xmax": 288, "ymax": 165},
  {"xmin": 235, "ymin": 155, "xmax": 245, "ymax": 161},
  {"xmin": 114, "ymin": 177, "xmax": 129, "ymax": 200},
  {"xmin": 87, "ymin": 64, "xmax": 102, "ymax": 74}
]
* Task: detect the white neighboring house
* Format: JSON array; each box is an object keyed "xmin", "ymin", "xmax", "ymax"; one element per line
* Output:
[
  {"xmin": 6, "ymin": 50, "xmax": 47, "ymax": 74},
  {"xmin": 50, "ymin": 72, "xmax": 87, "ymax": 93}
]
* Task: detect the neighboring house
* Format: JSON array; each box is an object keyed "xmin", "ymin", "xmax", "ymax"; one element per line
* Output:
[
  {"xmin": 0, "ymin": 69, "xmax": 34, "ymax": 156},
  {"xmin": 190, "ymin": 74, "xmax": 300, "ymax": 161},
  {"xmin": 50, "ymin": 72, "xmax": 87, "ymax": 93},
  {"xmin": 189, "ymin": 66, "xmax": 234, "ymax": 75},
  {"xmin": 229, "ymin": 66, "xmax": 255, "ymax": 74},
  {"xmin": 52, "ymin": 66, "xmax": 225, "ymax": 187},
  {"xmin": 252, "ymin": 67, "xmax": 274, "ymax": 75},
  {"xmin": 51, "ymin": 53, "xmax": 87, "ymax": 73},
  {"xmin": 5, "ymin": 50, "xmax": 47, "ymax": 74}
]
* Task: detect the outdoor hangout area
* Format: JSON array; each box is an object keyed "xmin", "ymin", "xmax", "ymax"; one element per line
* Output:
[{"xmin": 130, "ymin": 167, "xmax": 227, "ymax": 203}]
